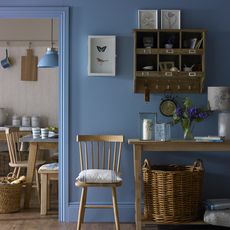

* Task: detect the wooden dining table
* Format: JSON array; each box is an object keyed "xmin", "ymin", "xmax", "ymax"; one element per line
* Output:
[
  {"xmin": 0, "ymin": 129, "xmax": 31, "ymax": 141},
  {"xmin": 19, "ymin": 135, "xmax": 58, "ymax": 208}
]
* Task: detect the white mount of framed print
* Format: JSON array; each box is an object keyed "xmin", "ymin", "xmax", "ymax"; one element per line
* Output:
[
  {"xmin": 88, "ymin": 35, "xmax": 116, "ymax": 76},
  {"xmin": 161, "ymin": 10, "xmax": 181, "ymax": 29},
  {"xmin": 138, "ymin": 10, "xmax": 158, "ymax": 29}
]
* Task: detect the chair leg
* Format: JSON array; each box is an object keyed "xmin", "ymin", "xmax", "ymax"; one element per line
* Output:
[
  {"xmin": 12, "ymin": 168, "xmax": 17, "ymax": 178},
  {"xmin": 47, "ymin": 178, "xmax": 50, "ymax": 210},
  {"xmin": 35, "ymin": 169, "xmax": 40, "ymax": 204},
  {"xmin": 16, "ymin": 167, "xmax": 21, "ymax": 178},
  {"xmin": 77, "ymin": 187, "xmax": 87, "ymax": 230},
  {"xmin": 40, "ymin": 173, "xmax": 48, "ymax": 215},
  {"xmin": 112, "ymin": 187, "xmax": 120, "ymax": 230}
]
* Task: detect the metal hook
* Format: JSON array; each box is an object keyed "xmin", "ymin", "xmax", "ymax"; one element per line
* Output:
[{"xmin": 144, "ymin": 81, "xmax": 150, "ymax": 102}]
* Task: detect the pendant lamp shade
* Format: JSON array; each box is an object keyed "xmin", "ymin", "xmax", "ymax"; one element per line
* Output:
[{"xmin": 38, "ymin": 19, "xmax": 58, "ymax": 68}]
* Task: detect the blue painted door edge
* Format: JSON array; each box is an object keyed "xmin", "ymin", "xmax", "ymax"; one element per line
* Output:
[{"xmin": 0, "ymin": 6, "xmax": 70, "ymax": 222}]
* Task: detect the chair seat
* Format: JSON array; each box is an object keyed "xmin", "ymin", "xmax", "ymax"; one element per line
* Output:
[
  {"xmin": 76, "ymin": 169, "xmax": 122, "ymax": 185},
  {"xmin": 9, "ymin": 160, "xmax": 45, "ymax": 168},
  {"xmin": 38, "ymin": 163, "xmax": 59, "ymax": 173}
]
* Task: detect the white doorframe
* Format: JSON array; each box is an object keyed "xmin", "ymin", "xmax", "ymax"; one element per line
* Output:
[{"xmin": 0, "ymin": 7, "xmax": 69, "ymax": 222}]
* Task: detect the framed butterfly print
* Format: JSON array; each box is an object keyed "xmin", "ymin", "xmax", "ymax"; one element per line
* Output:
[
  {"xmin": 138, "ymin": 10, "xmax": 158, "ymax": 29},
  {"xmin": 88, "ymin": 35, "xmax": 116, "ymax": 76}
]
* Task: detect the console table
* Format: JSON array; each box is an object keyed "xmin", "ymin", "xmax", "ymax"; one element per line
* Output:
[{"xmin": 128, "ymin": 139, "xmax": 230, "ymax": 230}]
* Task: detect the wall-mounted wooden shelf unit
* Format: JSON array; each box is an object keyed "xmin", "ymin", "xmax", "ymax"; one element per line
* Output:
[{"xmin": 133, "ymin": 29, "xmax": 206, "ymax": 94}]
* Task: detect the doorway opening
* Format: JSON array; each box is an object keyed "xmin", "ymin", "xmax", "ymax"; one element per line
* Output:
[{"xmin": 0, "ymin": 7, "xmax": 69, "ymax": 222}]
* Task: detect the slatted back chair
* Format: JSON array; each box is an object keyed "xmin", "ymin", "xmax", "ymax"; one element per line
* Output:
[
  {"xmin": 75, "ymin": 135, "xmax": 124, "ymax": 230},
  {"xmin": 5, "ymin": 127, "xmax": 45, "ymax": 202},
  {"xmin": 5, "ymin": 127, "xmax": 23, "ymax": 178}
]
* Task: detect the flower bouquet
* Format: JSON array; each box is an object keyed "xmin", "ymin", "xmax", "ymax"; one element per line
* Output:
[{"xmin": 172, "ymin": 97, "xmax": 211, "ymax": 140}]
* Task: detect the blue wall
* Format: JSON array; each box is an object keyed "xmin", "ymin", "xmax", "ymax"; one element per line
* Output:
[
  {"xmin": 70, "ymin": 0, "xmax": 230, "ymax": 222},
  {"xmin": 2, "ymin": 0, "xmax": 230, "ymax": 222}
]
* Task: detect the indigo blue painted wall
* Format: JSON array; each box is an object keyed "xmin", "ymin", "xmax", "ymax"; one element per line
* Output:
[{"xmin": 2, "ymin": 0, "xmax": 230, "ymax": 222}]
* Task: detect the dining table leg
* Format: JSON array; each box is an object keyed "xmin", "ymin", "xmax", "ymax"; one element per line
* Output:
[
  {"xmin": 133, "ymin": 144, "xmax": 142, "ymax": 230},
  {"xmin": 24, "ymin": 142, "xmax": 38, "ymax": 208}
]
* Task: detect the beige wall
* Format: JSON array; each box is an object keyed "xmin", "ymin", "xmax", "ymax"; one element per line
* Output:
[
  {"xmin": 0, "ymin": 19, "xmax": 58, "ymax": 128},
  {"xmin": 0, "ymin": 46, "xmax": 58, "ymax": 127},
  {"xmin": 0, "ymin": 19, "xmax": 58, "ymax": 47}
]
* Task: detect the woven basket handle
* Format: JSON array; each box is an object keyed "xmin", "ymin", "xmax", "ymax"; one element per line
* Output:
[
  {"xmin": 143, "ymin": 159, "xmax": 151, "ymax": 170},
  {"xmin": 7, "ymin": 172, "xmax": 14, "ymax": 180},
  {"xmin": 192, "ymin": 159, "xmax": 204, "ymax": 171}
]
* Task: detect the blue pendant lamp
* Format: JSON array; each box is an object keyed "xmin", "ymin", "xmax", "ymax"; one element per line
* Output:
[{"xmin": 38, "ymin": 19, "xmax": 58, "ymax": 68}]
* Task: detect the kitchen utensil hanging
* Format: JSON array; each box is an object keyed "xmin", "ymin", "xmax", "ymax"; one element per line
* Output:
[
  {"xmin": 21, "ymin": 46, "xmax": 38, "ymax": 81},
  {"xmin": 1, "ymin": 49, "xmax": 12, "ymax": 69}
]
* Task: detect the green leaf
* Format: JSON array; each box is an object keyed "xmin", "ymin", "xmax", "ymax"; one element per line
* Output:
[
  {"xmin": 182, "ymin": 118, "xmax": 190, "ymax": 129},
  {"xmin": 183, "ymin": 97, "xmax": 192, "ymax": 109}
]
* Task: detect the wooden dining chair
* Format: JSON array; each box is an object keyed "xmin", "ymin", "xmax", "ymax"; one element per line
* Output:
[
  {"xmin": 38, "ymin": 162, "xmax": 58, "ymax": 215},
  {"xmin": 75, "ymin": 135, "xmax": 124, "ymax": 230},
  {"xmin": 5, "ymin": 127, "xmax": 45, "ymax": 202}
]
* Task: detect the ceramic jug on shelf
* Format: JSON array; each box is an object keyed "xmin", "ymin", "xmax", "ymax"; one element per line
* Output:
[
  {"xmin": 31, "ymin": 116, "xmax": 40, "ymax": 128},
  {"xmin": 22, "ymin": 115, "xmax": 31, "ymax": 127},
  {"xmin": 0, "ymin": 108, "xmax": 7, "ymax": 126},
  {"xmin": 12, "ymin": 115, "xmax": 21, "ymax": 127}
]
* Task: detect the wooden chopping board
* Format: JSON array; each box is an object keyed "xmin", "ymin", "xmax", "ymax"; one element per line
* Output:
[{"xmin": 21, "ymin": 48, "xmax": 38, "ymax": 81}]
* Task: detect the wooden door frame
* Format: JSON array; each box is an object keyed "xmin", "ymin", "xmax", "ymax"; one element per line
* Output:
[{"xmin": 0, "ymin": 7, "xmax": 69, "ymax": 222}]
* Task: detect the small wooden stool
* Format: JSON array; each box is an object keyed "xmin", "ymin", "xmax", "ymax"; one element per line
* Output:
[{"xmin": 38, "ymin": 163, "xmax": 58, "ymax": 215}]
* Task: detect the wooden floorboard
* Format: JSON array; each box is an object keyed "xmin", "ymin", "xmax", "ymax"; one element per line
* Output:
[
  {"xmin": 0, "ymin": 209, "xmax": 135, "ymax": 230},
  {"xmin": 0, "ymin": 209, "xmax": 229, "ymax": 230}
]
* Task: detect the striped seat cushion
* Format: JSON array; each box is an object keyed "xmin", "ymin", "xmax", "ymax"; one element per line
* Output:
[
  {"xmin": 76, "ymin": 169, "xmax": 122, "ymax": 183},
  {"xmin": 38, "ymin": 163, "xmax": 59, "ymax": 172}
]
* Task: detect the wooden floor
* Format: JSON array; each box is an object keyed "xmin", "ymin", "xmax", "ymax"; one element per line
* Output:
[
  {"xmin": 0, "ymin": 191, "xmax": 228, "ymax": 230},
  {"xmin": 0, "ymin": 209, "xmax": 230, "ymax": 230},
  {"xmin": 0, "ymin": 209, "xmax": 135, "ymax": 230}
]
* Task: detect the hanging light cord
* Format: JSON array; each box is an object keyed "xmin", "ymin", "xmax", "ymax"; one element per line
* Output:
[{"xmin": 51, "ymin": 18, "xmax": 54, "ymax": 48}]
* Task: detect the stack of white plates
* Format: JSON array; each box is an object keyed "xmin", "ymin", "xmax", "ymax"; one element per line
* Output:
[
  {"xmin": 32, "ymin": 127, "xmax": 40, "ymax": 139},
  {"xmin": 41, "ymin": 128, "xmax": 49, "ymax": 139}
]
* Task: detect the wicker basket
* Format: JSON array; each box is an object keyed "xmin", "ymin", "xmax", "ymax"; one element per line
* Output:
[
  {"xmin": 143, "ymin": 159, "xmax": 204, "ymax": 223},
  {"xmin": 0, "ymin": 176, "xmax": 22, "ymax": 213}
]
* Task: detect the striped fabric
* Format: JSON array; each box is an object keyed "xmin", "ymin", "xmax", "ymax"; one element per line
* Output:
[
  {"xmin": 38, "ymin": 163, "xmax": 59, "ymax": 172},
  {"xmin": 76, "ymin": 169, "xmax": 122, "ymax": 183}
]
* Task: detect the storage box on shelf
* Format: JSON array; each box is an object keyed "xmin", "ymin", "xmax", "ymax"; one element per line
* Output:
[{"xmin": 133, "ymin": 29, "xmax": 206, "ymax": 93}]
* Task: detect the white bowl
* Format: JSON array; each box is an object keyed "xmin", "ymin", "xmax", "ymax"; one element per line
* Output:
[{"xmin": 143, "ymin": 66, "xmax": 153, "ymax": 70}]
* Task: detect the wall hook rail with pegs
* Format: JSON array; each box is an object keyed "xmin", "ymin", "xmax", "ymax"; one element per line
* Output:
[{"xmin": 144, "ymin": 81, "xmax": 150, "ymax": 102}]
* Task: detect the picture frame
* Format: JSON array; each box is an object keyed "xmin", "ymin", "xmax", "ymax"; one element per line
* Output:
[
  {"xmin": 159, "ymin": 61, "xmax": 174, "ymax": 71},
  {"xmin": 155, "ymin": 123, "xmax": 171, "ymax": 141},
  {"xmin": 138, "ymin": 10, "xmax": 158, "ymax": 29},
  {"xmin": 161, "ymin": 10, "xmax": 181, "ymax": 29},
  {"xmin": 88, "ymin": 35, "xmax": 116, "ymax": 76}
]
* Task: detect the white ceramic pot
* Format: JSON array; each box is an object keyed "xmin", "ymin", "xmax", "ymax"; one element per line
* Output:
[
  {"xmin": 31, "ymin": 116, "xmax": 40, "ymax": 127},
  {"xmin": 12, "ymin": 115, "xmax": 21, "ymax": 127},
  {"xmin": 22, "ymin": 116, "xmax": 31, "ymax": 127},
  {"xmin": 0, "ymin": 108, "xmax": 7, "ymax": 126}
]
